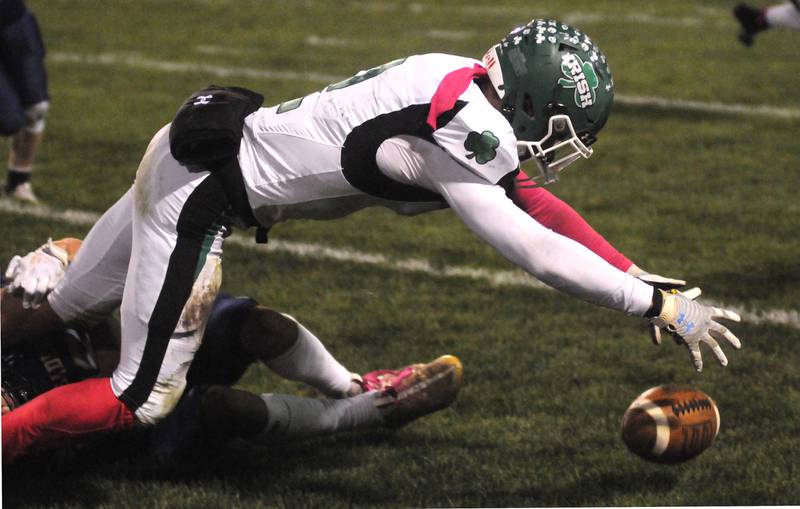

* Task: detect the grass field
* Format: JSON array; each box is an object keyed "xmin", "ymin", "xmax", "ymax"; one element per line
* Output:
[{"xmin": 2, "ymin": 0, "xmax": 799, "ymax": 507}]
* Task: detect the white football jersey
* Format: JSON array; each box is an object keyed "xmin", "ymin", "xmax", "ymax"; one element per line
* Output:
[{"xmin": 237, "ymin": 53, "xmax": 519, "ymax": 227}]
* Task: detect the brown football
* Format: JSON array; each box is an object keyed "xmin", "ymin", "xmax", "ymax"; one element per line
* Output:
[{"xmin": 621, "ymin": 384, "xmax": 720, "ymax": 464}]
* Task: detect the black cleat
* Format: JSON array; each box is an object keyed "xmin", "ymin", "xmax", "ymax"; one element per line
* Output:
[{"xmin": 734, "ymin": 3, "xmax": 768, "ymax": 46}]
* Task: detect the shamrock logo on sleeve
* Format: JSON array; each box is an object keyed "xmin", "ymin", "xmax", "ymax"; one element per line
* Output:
[{"xmin": 464, "ymin": 130, "xmax": 500, "ymax": 164}]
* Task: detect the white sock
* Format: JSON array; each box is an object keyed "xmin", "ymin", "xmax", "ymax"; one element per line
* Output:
[
  {"xmin": 265, "ymin": 319, "xmax": 355, "ymax": 398},
  {"xmin": 253, "ymin": 391, "xmax": 383, "ymax": 444},
  {"xmin": 765, "ymin": 2, "xmax": 800, "ymax": 30}
]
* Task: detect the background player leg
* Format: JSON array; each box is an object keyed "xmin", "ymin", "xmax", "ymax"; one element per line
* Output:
[
  {"xmin": 0, "ymin": 6, "xmax": 49, "ymax": 202},
  {"xmin": 734, "ymin": 1, "xmax": 800, "ymax": 45},
  {"xmin": 6, "ymin": 117, "xmax": 45, "ymax": 201},
  {"xmin": 765, "ymin": 1, "xmax": 800, "ymax": 29}
]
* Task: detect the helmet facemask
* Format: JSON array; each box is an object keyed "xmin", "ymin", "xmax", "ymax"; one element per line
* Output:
[{"xmin": 516, "ymin": 114, "xmax": 594, "ymax": 184}]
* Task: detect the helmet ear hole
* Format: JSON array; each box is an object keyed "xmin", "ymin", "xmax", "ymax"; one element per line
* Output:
[{"xmin": 523, "ymin": 93, "xmax": 535, "ymax": 119}]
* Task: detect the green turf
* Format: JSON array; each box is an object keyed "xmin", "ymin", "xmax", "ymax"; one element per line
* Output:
[{"xmin": 2, "ymin": 0, "xmax": 799, "ymax": 507}]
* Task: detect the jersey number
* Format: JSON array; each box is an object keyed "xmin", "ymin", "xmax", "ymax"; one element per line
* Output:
[
  {"xmin": 276, "ymin": 58, "xmax": 407, "ymax": 113},
  {"xmin": 324, "ymin": 58, "xmax": 406, "ymax": 91}
]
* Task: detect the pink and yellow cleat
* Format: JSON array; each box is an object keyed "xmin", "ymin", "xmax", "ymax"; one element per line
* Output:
[{"xmin": 359, "ymin": 355, "xmax": 463, "ymax": 428}]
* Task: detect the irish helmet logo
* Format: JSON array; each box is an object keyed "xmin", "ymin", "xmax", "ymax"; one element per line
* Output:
[{"xmin": 558, "ymin": 53, "xmax": 599, "ymax": 109}]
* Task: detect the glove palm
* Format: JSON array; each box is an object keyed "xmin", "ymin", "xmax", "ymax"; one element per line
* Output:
[{"xmin": 650, "ymin": 289, "xmax": 742, "ymax": 372}]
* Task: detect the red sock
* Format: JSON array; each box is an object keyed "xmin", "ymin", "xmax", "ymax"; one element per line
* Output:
[{"xmin": 2, "ymin": 377, "xmax": 135, "ymax": 464}]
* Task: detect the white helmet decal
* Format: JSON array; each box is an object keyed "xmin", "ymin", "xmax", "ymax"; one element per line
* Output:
[{"xmin": 482, "ymin": 45, "xmax": 505, "ymax": 99}]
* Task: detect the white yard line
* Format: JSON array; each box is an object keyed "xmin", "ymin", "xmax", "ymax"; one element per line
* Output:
[
  {"xmin": 49, "ymin": 51, "xmax": 344, "ymax": 85},
  {"xmin": 1, "ymin": 199, "xmax": 797, "ymax": 330},
  {"xmin": 349, "ymin": 3, "xmax": 724, "ymax": 26},
  {"xmin": 48, "ymin": 51, "xmax": 800, "ymax": 120},
  {"xmin": 562, "ymin": 12, "xmax": 703, "ymax": 27},
  {"xmin": 614, "ymin": 95, "xmax": 800, "ymax": 120},
  {"xmin": 194, "ymin": 45, "xmax": 263, "ymax": 56}
]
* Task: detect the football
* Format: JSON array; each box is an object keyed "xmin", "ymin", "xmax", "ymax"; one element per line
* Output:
[{"xmin": 621, "ymin": 384, "xmax": 720, "ymax": 464}]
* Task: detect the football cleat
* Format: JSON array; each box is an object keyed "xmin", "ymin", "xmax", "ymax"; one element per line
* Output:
[
  {"xmin": 3, "ymin": 182, "xmax": 39, "ymax": 203},
  {"xmin": 373, "ymin": 354, "xmax": 463, "ymax": 428},
  {"xmin": 733, "ymin": 3, "xmax": 768, "ymax": 46}
]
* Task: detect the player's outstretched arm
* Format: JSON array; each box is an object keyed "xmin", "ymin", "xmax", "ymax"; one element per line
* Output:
[
  {"xmin": 511, "ymin": 170, "xmax": 685, "ymax": 289},
  {"xmin": 412, "ymin": 150, "xmax": 743, "ymax": 371},
  {"xmin": 511, "ymin": 171, "xmax": 633, "ymax": 272},
  {"xmin": 459, "ymin": 181, "xmax": 744, "ymax": 371},
  {"xmin": 444, "ymin": 175, "xmax": 653, "ymax": 313}
]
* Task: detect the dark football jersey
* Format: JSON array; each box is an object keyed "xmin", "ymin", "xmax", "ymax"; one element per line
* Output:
[{"xmin": 1, "ymin": 328, "xmax": 99, "ymax": 410}]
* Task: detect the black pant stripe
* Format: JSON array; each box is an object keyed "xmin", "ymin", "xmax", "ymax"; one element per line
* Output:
[
  {"xmin": 119, "ymin": 175, "xmax": 228, "ymax": 411},
  {"xmin": 341, "ymin": 101, "xmax": 466, "ymax": 203}
]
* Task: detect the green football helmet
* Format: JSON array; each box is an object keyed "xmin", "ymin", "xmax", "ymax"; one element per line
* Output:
[{"xmin": 482, "ymin": 19, "xmax": 614, "ymax": 184}]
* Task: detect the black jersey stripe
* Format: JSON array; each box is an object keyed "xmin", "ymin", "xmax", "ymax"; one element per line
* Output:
[
  {"xmin": 119, "ymin": 174, "xmax": 228, "ymax": 411},
  {"xmin": 341, "ymin": 101, "xmax": 467, "ymax": 203}
]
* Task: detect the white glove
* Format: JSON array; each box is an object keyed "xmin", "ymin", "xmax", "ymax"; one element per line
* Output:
[
  {"xmin": 4, "ymin": 239, "xmax": 70, "ymax": 309},
  {"xmin": 650, "ymin": 289, "xmax": 742, "ymax": 372}
]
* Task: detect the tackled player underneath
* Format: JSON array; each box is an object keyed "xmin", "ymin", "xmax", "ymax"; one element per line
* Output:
[{"xmin": 3, "ymin": 239, "xmax": 466, "ymax": 463}]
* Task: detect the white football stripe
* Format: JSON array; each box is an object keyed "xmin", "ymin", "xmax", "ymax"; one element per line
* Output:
[
  {"xmin": 1, "ymin": 199, "xmax": 798, "ymax": 331},
  {"xmin": 632, "ymin": 399, "xmax": 670, "ymax": 456},
  {"xmin": 48, "ymin": 51, "xmax": 344, "ymax": 85},
  {"xmin": 46, "ymin": 51, "xmax": 800, "ymax": 121},
  {"xmin": 614, "ymin": 94, "xmax": 800, "ymax": 120},
  {"xmin": 193, "ymin": 45, "xmax": 261, "ymax": 56}
]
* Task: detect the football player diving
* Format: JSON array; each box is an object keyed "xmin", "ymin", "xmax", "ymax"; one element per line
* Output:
[
  {"xmin": 1, "ymin": 19, "xmax": 744, "ymax": 465},
  {"xmin": 3, "ymin": 151, "xmax": 679, "ymax": 463},
  {"xmin": 3, "ymin": 238, "xmax": 465, "ymax": 464}
]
